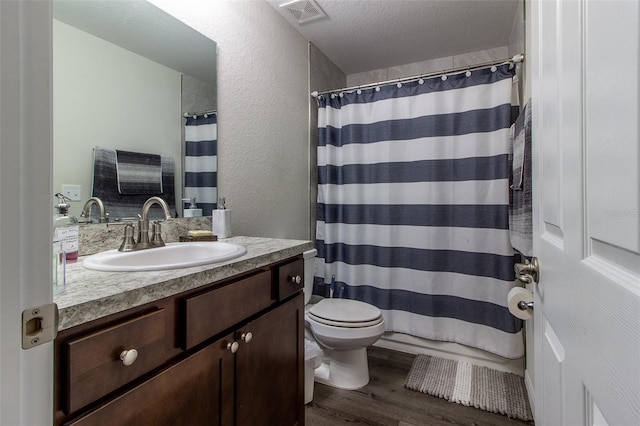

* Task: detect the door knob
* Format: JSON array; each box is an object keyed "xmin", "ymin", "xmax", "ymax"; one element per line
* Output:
[
  {"xmin": 119, "ymin": 349, "xmax": 138, "ymax": 366},
  {"xmin": 514, "ymin": 257, "xmax": 539, "ymax": 284},
  {"xmin": 227, "ymin": 341, "xmax": 239, "ymax": 353}
]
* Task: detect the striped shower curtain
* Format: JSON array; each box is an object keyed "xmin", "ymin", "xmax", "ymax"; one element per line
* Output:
[
  {"xmin": 315, "ymin": 64, "xmax": 523, "ymax": 359},
  {"xmin": 184, "ymin": 113, "xmax": 218, "ymax": 216}
]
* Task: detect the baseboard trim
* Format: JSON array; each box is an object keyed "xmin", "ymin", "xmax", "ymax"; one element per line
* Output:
[
  {"xmin": 374, "ymin": 332, "xmax": 524, "ymax": 375},
  {"xmin": 524, "ymin": 368, "xmax": 536, "ymax": 418}
]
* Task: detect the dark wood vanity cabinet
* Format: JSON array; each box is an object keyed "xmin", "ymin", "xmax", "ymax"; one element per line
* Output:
[
  {"xmin": 54, "ymin": 256, "xmax": 305, "ymax": 426},
  {"xmin": 65, "ymin": 333, "xmax": 235, "ymax": 425},
  {"xmin": 236, "ymin": 293, "xmax": 304, "ymax": 426}
]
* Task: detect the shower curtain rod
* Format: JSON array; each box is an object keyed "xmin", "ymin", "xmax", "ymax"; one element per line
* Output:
[
  {"xmin": 183, "ymin": 108, "xmax": 217, "ymax": 118},
  {"xmin": 310, "ymin": 53, "xmax": 524, "ymax": 98}
]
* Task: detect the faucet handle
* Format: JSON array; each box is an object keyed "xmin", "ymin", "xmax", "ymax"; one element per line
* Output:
[
  {"xmin": 118, "ymin": 224, "xmax": 137, "ymax": 252},
  {"xmin": 150, "ymin": 221, "xmax": 165, "ymax": 247}
]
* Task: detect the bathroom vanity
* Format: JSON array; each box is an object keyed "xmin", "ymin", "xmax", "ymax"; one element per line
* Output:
[{"xmin": 53, "ymin": 236, "xmax": 312, "ymax": 425}]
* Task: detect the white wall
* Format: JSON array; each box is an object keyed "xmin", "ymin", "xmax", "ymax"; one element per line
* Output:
[
  {"xmin": 149, "ymin": 0, "xmax": 311, "ymax": 240},
  {"xmin": 509, "ymin": 0, "xmax": 527, "ymax": 108},
  {"xmin": 509, "ymin": 0, "xmax": 526, "ymax": 59},
  {"xmin": 53, "ymin": 20, "xmax": 182, "ymax": 218}
]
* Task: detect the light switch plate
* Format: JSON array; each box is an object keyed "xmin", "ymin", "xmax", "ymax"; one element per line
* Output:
[{"xmin": 61, "ymin": 184, "xmax": 81, "ymax": 201}]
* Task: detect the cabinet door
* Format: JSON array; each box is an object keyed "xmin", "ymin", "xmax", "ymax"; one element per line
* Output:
[
  {"xmin": 235, "ymin": 294, "xmax": 304, "ymax": 426},
  {"xmin": 66, "ymin": 334, "xmax": 236, "ymax": 426}
]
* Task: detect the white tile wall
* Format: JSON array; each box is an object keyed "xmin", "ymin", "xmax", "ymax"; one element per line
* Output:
[
  {"xmin": 453, "ymin": 46, "xmax": 509, "ymax": 67},
  {"xmin": 347, "ymin": 46, "xmax": 509, "ymax": 87},
  {"xmin": 387, "ymin": 56, "xmax": 454, "ymax": 80}
]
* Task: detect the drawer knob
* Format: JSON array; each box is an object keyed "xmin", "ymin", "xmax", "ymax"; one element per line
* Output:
[
  {"xmin": 227, "ymin": 341, "xmax": 239, "ymax": 353},
  {"xmin": 241, "ymin": 332, "xmax": 253, "ymax": 343},
  {"xmin": 290, "ymin": 275, "xmax": 302, "ymax": 284},
  {"xmin": 119, "ymin": 349, "xmax": 138, "ymax": 366}
]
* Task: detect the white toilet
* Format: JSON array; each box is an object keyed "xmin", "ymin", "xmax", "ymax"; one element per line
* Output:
[{"xmin": 303, "ymin": 249, "xmax": 385, "ymax": 390}]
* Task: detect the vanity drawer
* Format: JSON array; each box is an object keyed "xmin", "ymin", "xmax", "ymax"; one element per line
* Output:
[
  {"xmin": 64, "ymin": 309, "xmax": 166, "ymax": 415},
  {"xmin": 278, "ymin": 258, "xmax": 304, "ymax": 301},
  {"xmin": 64, "ymin": 334, "xmax": 235, "ymax": 426},
  {"xmin": 182, "ymin": 270, "xmax": 273, "ymax": 350}
]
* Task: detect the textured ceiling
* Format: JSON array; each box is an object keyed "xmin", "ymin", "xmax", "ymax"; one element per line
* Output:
[{"xmin": 268, "ymin": 0, "xmax": 521, "ymax": 75}]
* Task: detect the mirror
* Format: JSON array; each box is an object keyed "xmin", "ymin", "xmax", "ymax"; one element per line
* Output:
[{"xmin": 53, "ymin": 0, "xmax": 217, "ymax": 220}]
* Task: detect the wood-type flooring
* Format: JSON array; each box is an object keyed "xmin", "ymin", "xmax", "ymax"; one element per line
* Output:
[{"xmin": 305, "ymin": 346, "xmax": 535, "ymax": 426}]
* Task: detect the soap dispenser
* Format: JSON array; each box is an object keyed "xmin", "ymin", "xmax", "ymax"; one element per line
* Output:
[
  {"xmin": 182, "ymin": 197, "xmax": 202, "ymax": 217},
  {"xmin": 212, "ymin": 197, "xmax": 231, "ymax": 238},
  {"xmin": 53, "ymin": 193, "xmax": 79, "ymax": 263}
]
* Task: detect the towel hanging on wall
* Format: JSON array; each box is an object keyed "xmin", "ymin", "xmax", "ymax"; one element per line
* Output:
[
  {"xmin": 92, "ymin": 147, "xmax": 176, "ymax": 220},
  {"xmin": 508, "ymin": 100, "xmax": 532, "ymax": 257},
  {"xmin": 115, "ymin": 149, "xmax": 163, "ymax": 195}
]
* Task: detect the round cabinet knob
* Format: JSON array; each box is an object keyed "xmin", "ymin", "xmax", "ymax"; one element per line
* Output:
[
  {"xmin": 119, "ymin": 349, "xmax": 138, "ymax": 366},
  {"xmin": 241, "ymin": 332, "xmax": 253, "ymax": 343},
  {"xmin": 227, "ymin": 341, "xmax": 239, "ymax": 353},
  {"xmin": 290, "ymin": 275, "xmax": 302, "ymax": 284}
]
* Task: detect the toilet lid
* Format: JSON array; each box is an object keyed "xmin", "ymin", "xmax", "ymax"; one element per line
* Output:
[{"xmin": 308, "ymin": 299, "xmax": 382, "ymax": 328}]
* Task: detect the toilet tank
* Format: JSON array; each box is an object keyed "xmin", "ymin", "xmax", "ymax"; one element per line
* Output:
[{"xmin": 303, "ymin": 249, "xmax": 317, "ymax": 305}]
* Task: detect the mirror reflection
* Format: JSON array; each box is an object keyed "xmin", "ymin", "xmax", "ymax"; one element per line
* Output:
[{"xmin": 53, "ymin": 0, "xmax": 217, "ymax": 220}]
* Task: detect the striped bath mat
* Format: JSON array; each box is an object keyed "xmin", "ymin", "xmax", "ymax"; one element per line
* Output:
[{"xmin": 405, "ymin": 355, "xmax": 533, "ymax": 421}]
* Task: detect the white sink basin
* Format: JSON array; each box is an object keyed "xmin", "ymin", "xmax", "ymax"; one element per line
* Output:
[{"xmin": 82, "ymin": 242, "xmax": 247, "ymax": 272}]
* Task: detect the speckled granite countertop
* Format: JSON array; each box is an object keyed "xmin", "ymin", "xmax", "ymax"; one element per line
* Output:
[{"xmin": 55, "ymin": 236, "xmax": 313, "ymax": 331}]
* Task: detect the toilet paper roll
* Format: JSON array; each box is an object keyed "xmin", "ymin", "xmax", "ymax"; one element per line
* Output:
[{"xmin": 507, "ymin": 287, "xmax": 533, "ymax": 320}]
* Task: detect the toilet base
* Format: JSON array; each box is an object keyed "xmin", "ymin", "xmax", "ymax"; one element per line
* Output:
[{"xmin": 313, "ymin": 347, "xmax": 370, "ymax": 390}]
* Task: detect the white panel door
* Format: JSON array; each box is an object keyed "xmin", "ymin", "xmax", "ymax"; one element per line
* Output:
[
  {"xmin": 0, "ymin": 1, "xmax": 54, "ymax": 425},
  {"xmin": 531, "ymin": 0, "xmax": 640, "ymax": 425}
]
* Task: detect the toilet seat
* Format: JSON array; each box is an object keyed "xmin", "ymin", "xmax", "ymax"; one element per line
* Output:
[
  {"xmin": 308, "ymin": 299, "xmax": 383, "ymax": 328},
  {"xmin": 307, "ymin": 315, "xmax": 383, "ymax": 328}
]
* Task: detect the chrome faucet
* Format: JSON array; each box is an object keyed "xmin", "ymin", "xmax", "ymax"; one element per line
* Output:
[
  {"xmin": 79, "ymin": 197, "xmax": 109, "ymax": 223},
  {"xmin": 141, "ymin": 196, "xmax": 172, "ymax": 222},
  {"xmin": 117, "ymin": 196, "xmax": 172, "ymax": 252}
]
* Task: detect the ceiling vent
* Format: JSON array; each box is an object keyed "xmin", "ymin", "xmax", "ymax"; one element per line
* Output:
[{"xmin": 279, "ymin": 0, "xmax": 327, "ymax": 24}]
